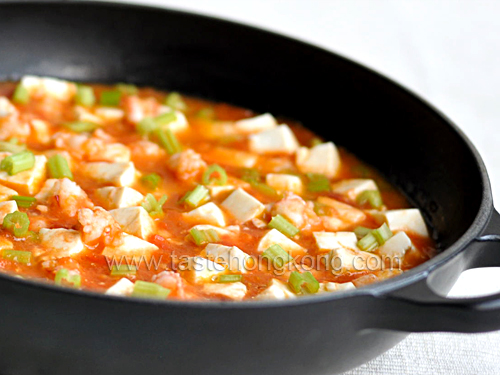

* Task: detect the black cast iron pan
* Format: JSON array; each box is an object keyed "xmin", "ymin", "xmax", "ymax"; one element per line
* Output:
[{"xmin": 1, "ymin": 2, "xmax": 500, "ymax": 374}]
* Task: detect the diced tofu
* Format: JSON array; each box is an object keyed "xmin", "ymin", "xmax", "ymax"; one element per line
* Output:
[
  {"xmin": 30, "ymin": 119, "xmax": 51, "ymax": 144},
  {"xmin": 183, "ymin": 202, "xmax": 226, "ymax": 227},
  {"xmin": 86, "ymin": 142, "xmax": 131, "ymax": 163},
  {"xmin": 322, "ymin": 247, "xmax": 381, "ymax": 272},
  {"xmin": 95, "ymin": 107, "xmax": 125, "ymax": 122},
  {"xmin": 255, "ymin": 279, "xmax": 296, "ymax": 300},
  {"xmin": 203, "ymin": 282, "xmax": 247, "ymax": 300},
  {"xmin": 234, "ymin": 113, "xmax": 277, "ymax": 134},
  {"xmin": 0, "ymin": 97, "xmax": 17, "ymax": 118},
  {"xmin": 75, "ymin": 106, "xmax": 103, "ymax": 125},
  {"xmin": 331, "ymin": 179, "xmax": 378, "ymax": 201},
  {"xmin": 0, "ymin": 155, "xmax": 47, "ymax": 195},
  {"xmin": 221, "ymin": 188, "xmax": 264, "ymax": 223},
  {"xmin": 20, "ymin": 76, "xmax": 76, "ymax": 101},
  {"xmin": 265, "ymin": 173, "xmax": 303, "ymax": 194},
  {"xmin": 203, "ymin": 147, "xmax": 258, "ymax": 168},
  {"xmin": 38, "ymin": 228, "xmax": 85, "ymax": 260},
  {"xmin": 0, "ymin": 185, "xmax": 18, "ymax": 202},
  {"xmin": 0, "ymin": 200, "xmax": 18, "ymax": 224},
  {"xmin": 110, "ymin": 206, "xmax": 155, "ymax": 239},
  {"xmin": 207, "ymin": 185, "xmax": 235, "ymax": 198},
  {"xmin": 319, "ymin": 282, "xmax": 356, "ymax": 293},
  {"xmin": 102, "ymin": 233, "xmax": 158, "ymax": 260},
  {"xmin": 313, "ymin": 231, "xmax": 359, "ymax": 252},
  {"xmin": 81, "ymin": 161, "xmax": 136, "ymax": 187},
  {"xmin": 296, "ymin": 142, "xmax": 340, "ymax": 178},
  {"xmin": 95, "ymin": 186, "xmax": 144, "ymax": 210},
  {"xmin": 180, "ymin": 256, "xmax": 226, "ymax": 283},
  {"xmin": 317, "ymin": 196, "xmax": 366, "ymax": 230},
  {"xmin": 257, "ymin": 229, "xmax": 306, "ymax": 256},
  {"xmin": 383, "ymin": 209, "xmax": 429, "ymax": 237},
  {"xmin": 157, "ymin": 108, "xmax": 189, "ymax": 133},
  {"xmin": 105, "ymin": 278, "xmax": 135, "ymax": 296},
  {"xmin": 190, "ymin": 224, "xmax": 239, "ymax": 237},
  {"xmin": 204, "ymin": 243, "xmax": 251, "ymax": 273},
  {"xmin": 249, "ymin": 125, "xmax": 299, "ymax": 154},
  {"xmin": 365, "ymin": 209, "xmax": 386, "ymax": 225},
  {"xmin": 377, "ymin": 232, "xmax": 412, "ymax": 260}
]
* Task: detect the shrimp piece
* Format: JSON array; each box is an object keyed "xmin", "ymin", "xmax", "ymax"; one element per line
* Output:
[
  {"xmin": 77, "ymin": 207, "xmax": 122, "ymax": 246},
  {"xmin": 153, "ymin": 271, "xmax": 189, "ymax": 299},
  {"xmin": 271, "ymin": 192, "xmax": 320, "ymax": 230},
  {"xmin": 167, "ymin": 149, "xmax": 207, "ymax": 181},
  {"xmin": 123, "ymin": 96, "xmax": 160, "ymax": 124}
]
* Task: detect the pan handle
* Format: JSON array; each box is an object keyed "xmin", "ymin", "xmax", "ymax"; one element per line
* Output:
[{"xmin": 371, "ymin": 210, "xmax": 500, "ymax": 333}]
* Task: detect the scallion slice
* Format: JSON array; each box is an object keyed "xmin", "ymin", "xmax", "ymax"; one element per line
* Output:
[
  {"xmin": 189, "ymin": 227, "xmax": 220, "ymax": 246},
  {"xmin": 202, "ymin": 164, "xmax": 227, "ymax": 186},
  {"xmin": 155, "ymin": 128, "xmax": 182, "ymax": 155},
  {"xmin": 116, "ymin": 83, "xmax": 138, "ymax": 95},
  {"xmin": 241, "ymin": 168, "xmax": 260, "ymax": 183},
  {"xmin": 3, "ymin": 211, "xmax": 30, "ymax": 237},
  {"xmin": 288, "ymin": 271, "xmax": 320, "ymax": 294},
  {"xmin": 76, "ymin": 85, "xmax": 96, "ymax": 107},
  {"xmin": 11, "ymin": 195, "xmax": 36, "ymax": 208},
  {"xmin": 288, "ymin": 271, "xmax": 305, "ymax": 293},
  {"xmin": 180, "ymin": 185, "xmax": 209, "ymax": 208},
  {"xmin": 154, "ymin": 111, "xmax": 177, "ymax": 126},
  {"xmin": 47, "ymin": 154, "xmax": 73, "ymax": 180},
  {"xmin": 268, "ymin": 214, "xmax": 299, "ymax": 238},
  {"xmin": 137, "ymin": 118, "xmax": 157, "ymax": 136},
  {"xmin": 301, "ymin": 271, "xmax": 320, "ymax": 293},
  {"xmin": 262, "ymin": 244, "xmax": 293, "ymax": 268},
  {"xmin": 63, "ymin": 121, "xmax": 99, "ymax": 133},
  {"xmin": 110, "ymin": 264, "xmax": 137, "ymax": 276},
  {"xmin": 356, "ymin": 190, "xmax": 383, "ymax": 209},
  {"xmin": 99, "ymin": 90, "xmax": 121, "ymax": 106},
  {"xmin": 371, "ymin": 223, "xmax": 393, "ymax": 245},
  {"xmin": 217, "ymin": 274, "xmax": 242, "ymax": 283},
  {"xmin": 54, "ymin": 268, "xmax": 81, "ymax": 288},
  {"xmin": 165, "ymin": 92, "xmax": 187, "ymax": 111},
  {"xmin": 0, "ymin": 151, "xmax": 35, "ymax": 175},
  {"xmin": 141, "ymin": 173, "xmax": 162, "ymax": 190},
  {"xmin": 357, "ymin": 232, "xmax": 378, "ymax": 252},
  {"xmin": 354, "ymin": 226, "xmax": 372, "ymax": 239},
  {"xmin": 310, "ymin": 137, "xmax": 323, "ymax": 147},
  {"xmin": 12, "ymin": 84, "xmax": 29, "ymax": 104},
  {"xmin": 249, "ymin": 181, "xmax": 279, "ymax": 197},
  {"xmin": 141, "ymin": 193, "xmax": 168, "ymax": 217},
  {"xmin": 2, "ymin": 249, "xmax": 31, "ymax": 264},
  {"xmin": 0, "ymin": 140, "xmax": 26, "ymax": 153},
  {"xmin": 306, "ymin": 173, "xmax": 330, "ymax": 193},
  {"xmin": 132, "ymin": 280, "xmax": 170, "ymax": 299}
]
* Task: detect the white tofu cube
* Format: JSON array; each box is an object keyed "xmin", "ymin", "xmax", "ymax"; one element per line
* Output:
[
  {"xmin": 87, "ymin": 143, "xmax": 131, "ymax": 163},
  {"xmin": 0, "ymin": 185, "xmax": 18, "ymax": 202},
  {"xmin": 323, "ymin": 247, "xmax": 381, "ymax": 272},
  {"xmin": 296, "ymin": 142, "xmax": 340, "ymax": 178},
  {"xmin": 249, "ymin": 125, "xmax": 299, "ymax": 154},
  {"xmin": 265, "ymin": 173, "xmax": 303, "ymax": 194},
  {"xmin": 203, "ymin": 282, "xmax": 247, "ymax": 300},
  {"xmin": 190, "ymin": 224, "xmax": 239, "ymax": 237},
  {"xmin": 0, "ymin": 200, "xmax": 18, "ymax": 224},
  {"xmin": 234, "ymin": 113, "xmax": 277, "ymax": 134},
  {"xmin": 221, "ymin": 188, "xmax": 265, "ymax": 223},
  {"xmin": 383, "ymin": 209, "xmax": 429, "ymax": 238},
  {"xmin": 256, "ymin": 279, "xmax": 296, "ymax": 300},
  {"xmin": 204, "ymin": 243, "xmax": 251, "ymax": 273},
  {"xmin": 95, "ymin": 186, "xmax": 144, "ymax": 210},
  {"xmin": 180, "ymin": 256, "xmax": 226, "ymax": 283},
  {"xmin": 30, "ymin": 119, "xmax": 52, "ymax": 144},
  {"xmin": 102, "ymin": 233, "xmax": 159, "ymax": 260},
  {"xmin": 20, "ymin": 76, "xmax": 76, "ymax": 101},
  {"xmin": 81, "ymin": 161, "xmax": 136, "ymax": 187},
  {"xmin": 257, "ymin": 229, "xmax": 305, "ymax": 256},
  {"xmin": 377, "ymin": 231, "xmax": 413, "ymax": 260},
  {"xmin": 105, "ymin": 278, "xmax": 135, "ymax": 296},
  {"xmin": 207, "ymin": 185, "xmax": 235, "ymax": 198},
  {"xmin": 110, "ymin": 206, "xmax": 155, "ymax": 239},
  {"xmin": 38, "ymin": 228, "xmax": 85, "ymax": 260},
  {"xmin": 0, "ymin": 97, "xmax": 17, "ymax": 118},
  {"xmin": 183, "ymin": 202, "xmax": 226, "ymax": 227},
  {"xmin": 313, "ymin": 231, "xmax": 359, "ymax": 252},
  {"xmin": 158, "ymin": 107, "xmax": 189, "ymax": 133},
  {"xmin": 74, "ymin": 106, "xmax": 103, "ymax": 125},
  {"xmin": 0, "ymin": 155, "xmax": 47, "ymax": 195},
  {"xmin": 95, "ymin": 107, "xmax": 125, "ymax": 122},
  {"xmin": 331, "ymin": 179, "xmax": 378, "ymax": 201},
  {"xmin": 320, "ymin": 282, "xmax": 356, "ymax": 293}
]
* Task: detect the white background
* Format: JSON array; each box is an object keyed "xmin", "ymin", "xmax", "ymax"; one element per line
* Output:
[{"xmin": 99, "ymin": 1, "xmax": 500, "ymax": 373}]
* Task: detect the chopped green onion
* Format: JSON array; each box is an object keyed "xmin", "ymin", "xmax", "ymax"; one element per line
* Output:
[
  {"xmin": 137, "ymin": 112, "xmax": 178, "ymax": 136},
  {"xmin": 0, "ymin": 151, "xmax": 35, "ymax": 175},
  {"xmin": 132, "ymin": 280, "xmax": 170, "ymax": 299},
  {"xmin": 12, "ymin": 84, "xmax": 29, "ymax": 104},
  {"xmin": 249, "ymin": 181, "xmax": 279, "ymax": 197},
  {"xmin": 301, "ymin": 271, "xmax": 320, "ymax": 293},
  {"xmin": 75, "ymin": 85, "xmax": 95, "ymax": 107},
  {"xmin": 154, "ymin": 111, "xmax": 177, "ymax": 126},
  {"xmin": 288, "ymin": 271, "xmax": 320, "ymax": 294},
  {"xmin": 165, "ymin": 92, "xmax": 187, "ymax": 111},
  {"xmin": 217, "ymin": 274, "xmax": 242, "ymax": 283},
  {"xmin": 100, "ymin": 90, "xmax": 121, "ymax": 106},
  {"xmin": 47, "ymin": 154, "xmax": 73, "ymax": 180},
  {"xmin": 180, "ymin": 185, "xmax": 209, "ymax": 208},
  {"xmin": 288, "ymin": 271, "xmax": 305, "ymax": 293},
  {"xmin": 354, "ymin": 226, "xmax": 372, "ymax": 239},
  {"xmin": 141, "ymin": 193, "xmax": 167, "ymax": 217},
  {"xmin": 110, "ymin": 264, "xmax": 137, "ymax": 276},
  {"xmin": 202, "ymin": 164, "xmax": 227, "ymax": 186},
  {"xmin": 357, "ymin": 232, "xmax": 378, "ymax": 252},
  {"xmin": 2, "ymin": 249, "xmax": 31, "ymax": 264},
  {"xmin": 155, "ymin": 128, "xmax": 182, "ymax": 155},
  {"xmin": 116, "ymin": 83, "xmax": 138, "ymax": 95},
  {"xmin": 268, "ymin": 214, "xmax": 299, "ymax": 238},
  {"xmin": 141, "ymin": 173, "xmax": 162, "ymax": 190},
  {"xmin": 3, "ymin": 211, "xmax": 30, "ymax": 237},
  {"xmin": 196, "ymin": 107, "xmax": 215, "ymax": 120},
  {"xmin": 357, "ymin": 190, "xmax": 383, "ymax": 209},
  {"xmin": 310, "ymin": 137, "xmax": 323, "ymax": 147},
  {"xmin": 371, "ymin": 223, "xmax": 393, "ymax": 245},
  {"xmin": 11, "ymin": 195, "xmax": 36, "ymax": 208},
  {"xmin": 189, "ymin": 227, "xmax": 220, "ymax": 246},
  {"xmin": 241, "ymin": 168, "xmax": 260, "ymax": 183},
  {"xmin": 262, "ymin": 244, "xmax": 293, "ymax": 268},
  {"xmin": 0, "ymin": 140, "xmax": 26, "ymax": 153},
  {"xmin": 54, "ymin": 268, "xmax": 81, "ymax": 288},
  {"xmin": 63, "ymin": 121, "xmax": 99, "ymax": 133},
  {"xmin": 306, "ymin": 173, "xmax": 330, "ymax": 193}
]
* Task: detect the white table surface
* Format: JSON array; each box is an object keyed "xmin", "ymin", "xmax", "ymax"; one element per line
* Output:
[{"xmin": 101, "ymin": 1, "xmax": 500, "ymax": 373}]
